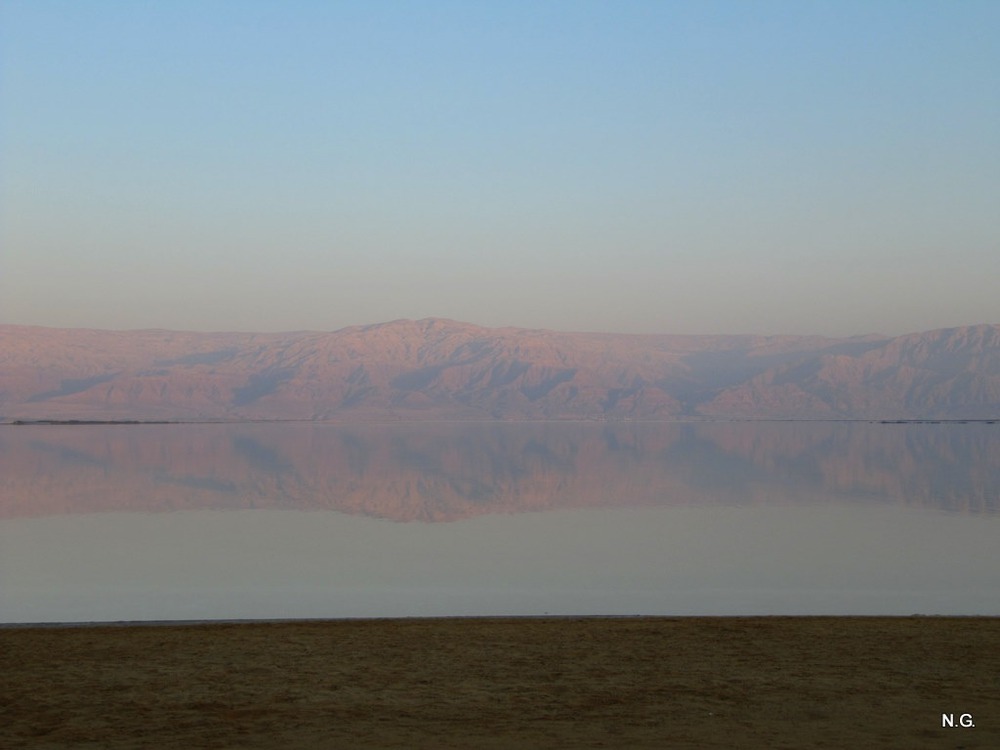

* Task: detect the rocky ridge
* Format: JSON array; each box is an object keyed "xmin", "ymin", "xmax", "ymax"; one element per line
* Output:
[{"xmin": 2, "ymin": 319, "xmax": 999, "ymax": 421}]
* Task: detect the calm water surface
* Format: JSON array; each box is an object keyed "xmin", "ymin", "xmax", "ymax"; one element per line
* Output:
[{"xmin": 1, "ymin": 421, "xmax": 997, "ymax": 622}]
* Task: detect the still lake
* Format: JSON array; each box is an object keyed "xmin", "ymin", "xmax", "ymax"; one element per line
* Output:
[{"xmin": 1, "ymin": 420, "xmax": 997, "ymax": 623}]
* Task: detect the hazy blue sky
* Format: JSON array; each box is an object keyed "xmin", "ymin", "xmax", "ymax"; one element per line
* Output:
[{"xmin": 2, "ymin": 1, "xmax": 998, "ymax": 336}]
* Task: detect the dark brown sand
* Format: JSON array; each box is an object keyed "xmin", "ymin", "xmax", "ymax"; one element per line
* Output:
[{"xmin": 2, "ymin": 617, "xmax": 998, "ymax": 749}]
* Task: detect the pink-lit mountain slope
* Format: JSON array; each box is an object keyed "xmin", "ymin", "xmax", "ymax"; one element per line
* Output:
[
  {"xmin": 2, "ymin": 319, "xmax": 998, "ymax": 421},
  {"xmin": 701, "ymin": 324, "xmax": 1000, "ymax": 419}
]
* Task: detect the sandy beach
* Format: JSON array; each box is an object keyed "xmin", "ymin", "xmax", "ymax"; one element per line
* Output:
[{"xmin": 2, "ymin": 616, "xmax": 997, "ymax": 749}]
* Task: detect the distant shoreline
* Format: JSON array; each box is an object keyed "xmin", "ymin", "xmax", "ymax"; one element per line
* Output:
[
  {"xmin": 10, "ymin": 419, "xmax": 174, "ymax": 425},
  {"xmin": 4, "ymin": 417, "xmax": 998, "ymax": 426}
]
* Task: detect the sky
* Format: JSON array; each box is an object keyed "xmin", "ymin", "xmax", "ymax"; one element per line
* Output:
[{"xmin": 1, "ymin": 0, "xmax": 998, "ymax": 337}]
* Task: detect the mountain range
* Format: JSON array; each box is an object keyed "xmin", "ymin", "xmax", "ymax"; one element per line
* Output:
[{"xmin": 2, "ymin": 319, "xmax": 1000, "ymax": 421}]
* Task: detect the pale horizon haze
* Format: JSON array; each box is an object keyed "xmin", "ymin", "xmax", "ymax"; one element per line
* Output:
[{"xmin": 2, "ymin": 1, "xmax": 998, "ymax": 338}]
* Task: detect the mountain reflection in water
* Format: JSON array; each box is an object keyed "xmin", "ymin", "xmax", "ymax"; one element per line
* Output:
[{"xmin": 1, "ymin": 421, "xmax": 997, "ymax": 520}]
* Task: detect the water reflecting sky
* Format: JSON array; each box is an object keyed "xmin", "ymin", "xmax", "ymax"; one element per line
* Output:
[{"xmin": 1, "ymin": 421, "xmax": 998, "ymax": 622}]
